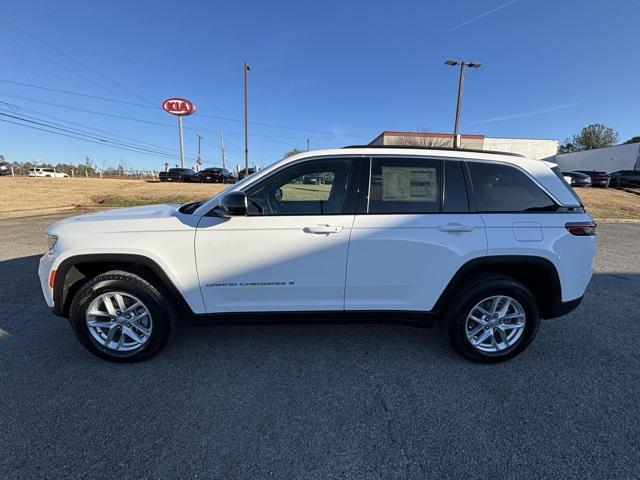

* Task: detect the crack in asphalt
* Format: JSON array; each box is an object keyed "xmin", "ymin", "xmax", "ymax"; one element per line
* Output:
[{"xmin": 338, "ymin": 332, "xmax": 418, "ymax": 479}]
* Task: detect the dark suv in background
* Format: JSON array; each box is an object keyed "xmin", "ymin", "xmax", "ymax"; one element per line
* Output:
[
  {"xmin": 197, "ymin": 167, "xmax": 235, "ymax": 183},
  {"xmin": 0, "ymin": 162, "xmax": 10, "ymax": 175},
  {"xmin": 575, "ymin": 170, "xmax": 611, "ymax": 187},
  {"xmin": 159, "ymin": 168, "xmax": 198, "ymax": 183},
  {"xmin": 609, "ymin": 170, "xmax": 640, "ymax": 188}
]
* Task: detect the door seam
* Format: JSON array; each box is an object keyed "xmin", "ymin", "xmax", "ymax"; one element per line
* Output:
[{"xmin": 342, "ymin": 215, "xmax": 357, "ymax": 311}]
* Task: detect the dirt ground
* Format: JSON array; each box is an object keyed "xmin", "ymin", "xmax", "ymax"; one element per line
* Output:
[
  {"xmin": 1, "ymin": 177, "xmax": 639, "ymax": 220},
  {"xmin": 576, "ymin": 187, "xmax": 640, "ymax": 220},
  {"xmin": 0, "ymin": 178, "xmax": 228, "ymax": 217}
]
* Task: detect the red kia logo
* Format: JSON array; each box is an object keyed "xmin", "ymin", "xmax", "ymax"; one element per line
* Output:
[{"xmin": 162, "ymin": 98, "xmax": 196, "ymax": 116}]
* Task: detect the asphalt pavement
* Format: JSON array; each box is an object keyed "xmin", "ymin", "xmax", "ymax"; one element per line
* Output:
[{"xmin": 1, "ymin": 213, "xmax": 639, "ymax": 479}]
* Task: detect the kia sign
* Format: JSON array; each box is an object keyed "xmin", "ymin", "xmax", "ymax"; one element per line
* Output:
[
  {"xmin": 162, "ymin": 98, "xmax": 196, "ymax": 116},
  {"xmin": 162, "ymin": 97, "xmax": 195, "ymax": 168}
]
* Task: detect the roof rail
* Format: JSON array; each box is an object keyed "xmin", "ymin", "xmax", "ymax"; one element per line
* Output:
[{"xmin": 342, "ymin": 144, "xmax": 525, "ymax": 157}]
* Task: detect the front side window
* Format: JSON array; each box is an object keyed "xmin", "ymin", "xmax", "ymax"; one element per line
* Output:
[
  {"xmin": 367, "ymin": 157, "xmax": 441, "ymax": 214},
  {"xmin": 468, "ymin": 162, "xmax": 557, "ymax": 212},
  {"xmin": 245, "ymin": 158, "xmax": 353, "ymax": 215}
]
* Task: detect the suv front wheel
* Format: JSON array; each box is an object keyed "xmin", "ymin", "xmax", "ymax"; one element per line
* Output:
[
  {"xmin": 69, "ymin": 270, "xmax": 174, "ymax": 362},
  {"xmin": 446, "ymin": 274, "xmax": 540, "ymax": 363}
]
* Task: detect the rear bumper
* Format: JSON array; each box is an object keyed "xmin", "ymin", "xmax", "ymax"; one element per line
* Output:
[{"xmin": 545, "ymin": 296, "xmax": 583, "ymax": 319}]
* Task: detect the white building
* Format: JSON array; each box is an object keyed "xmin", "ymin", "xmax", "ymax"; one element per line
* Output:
[
  {"xmin": 369, "ymin": 131, "xmax": 558, "ymax": 160},
  {"xmin": 545, "ymin": 143, "xmax": 640, "ymax": 173}
]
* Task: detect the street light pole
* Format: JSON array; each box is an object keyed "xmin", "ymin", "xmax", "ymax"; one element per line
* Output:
[
  {"xmin": 243, "ymin": 62, "xmax": 250, "ymax": 176},
  {"xmin": 445, "ymin": 60, "xmax": 481, "ymax": 148}
]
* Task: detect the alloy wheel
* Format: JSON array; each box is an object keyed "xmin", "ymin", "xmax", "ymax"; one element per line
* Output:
[
  {"xmin": 464, "ymin": 295, "xmax": 526, "ymax": 354},
  {"xmin": 85, "ymin": 291, "xmax": 153, "ymax": 352}
]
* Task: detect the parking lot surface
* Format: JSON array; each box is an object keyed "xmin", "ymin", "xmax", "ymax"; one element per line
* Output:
[{"xmin": 1, "ymin": 214, "xmax": 639, "ymax": 479}]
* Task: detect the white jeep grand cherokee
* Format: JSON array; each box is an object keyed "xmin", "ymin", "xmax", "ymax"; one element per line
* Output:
[{"xmin": 39, "ymin": 146, "xmax": 596, "ymax": 363}]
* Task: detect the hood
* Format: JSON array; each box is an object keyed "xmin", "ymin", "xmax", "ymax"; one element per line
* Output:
[
  {"xmin": 46, "ymin": 203, "xmax": 198, "ymax": 236},
  {"xmin": 67, "ymin": 203, "xmax": 180, "ymax": 222}
]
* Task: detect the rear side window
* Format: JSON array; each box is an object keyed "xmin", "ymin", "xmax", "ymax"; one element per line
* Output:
[
  {"xmin": 552, "ymin": 166, "xmax": 583, "ymax": 205},
  {"xmin": 468, "ymin": 162, "xmax": 557, "ymax": 212},
  {"xmin": 367, "ymin": 157, "xmax": 441, "ymax": 214},
  {"xmin": 443, "ymin": 161, "xmax": 469, "ymax": 213}
]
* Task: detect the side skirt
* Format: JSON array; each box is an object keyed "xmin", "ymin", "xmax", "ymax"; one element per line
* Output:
[{"xmin": 189, "ymin": 310, "xmax": 437, "ymax": 328}]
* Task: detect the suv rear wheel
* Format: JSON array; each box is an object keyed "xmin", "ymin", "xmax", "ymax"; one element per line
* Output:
[
  {"xmin": 69, "ymin": 270, "xmax": 174, "ymax": 362},
  {"xmin": 446, "ymin": 274, "xmax": 540, "ymax": 363}
]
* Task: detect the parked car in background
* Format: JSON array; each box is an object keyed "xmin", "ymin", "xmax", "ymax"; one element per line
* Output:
[
  {"xmin": 159, "ymin": 168, "xmax": 198, "ymax": 183},
  {"xmin": 237, "ymin": 167, "xmax": 256, "ymax": 180},
  {"xmin": 609, "ymin": 170, "xmax": 640, "ymax": 188},
  {"xmin": 28, "ymin": 167, "xmax": 69, "ymax": 178},
  {"xmin": 575, "ymin": 170, "xmax": 611, "ymax": 188},
  {"xmin": 197, "ymin": 167, "xmax": 234, "ymax": 183},
  {"xmin": 562, "ymin": 171, "xmax": 592, "ymax": 188},
  {"xmin": 0, "ymin": 162, "xmax": 10, "ymax": 176}
]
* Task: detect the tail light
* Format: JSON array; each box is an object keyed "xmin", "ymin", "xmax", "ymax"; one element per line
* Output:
[{"xmin": 565, "ymin": 222, "xmax": 596, "ymax": 236}]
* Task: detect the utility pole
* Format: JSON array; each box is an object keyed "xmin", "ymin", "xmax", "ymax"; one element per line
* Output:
[
  {"xmin": 243, "ymin": 62, "xmax": 250, "ymax": 176},
  {"xmin": 445, "ymin": 60, "xmax": 481, "ymax": 148},
  {"xmin": 220, "ymin": 130, "xmax": 226, "ymax": 169},
  {"xmin": 306, "ymin": 138, "xmax": 310, "ymax": 151},
  {"xmin": 196, "ymin": 134, "xmax": 203, "ymax": 171}
]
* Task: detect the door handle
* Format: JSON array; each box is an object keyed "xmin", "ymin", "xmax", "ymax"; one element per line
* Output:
[
  {"xmin": 303, "ymin": 225, "xmax": 343, "ymax": 234},
  {"xmin": 438, "ymin": 224, "xmax": 475, "ymax": 233}
]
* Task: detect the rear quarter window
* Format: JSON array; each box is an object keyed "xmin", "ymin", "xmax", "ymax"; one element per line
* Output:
[{"xmin": 468, "ymin": 162, "xmax": 557, "ymax": 212}]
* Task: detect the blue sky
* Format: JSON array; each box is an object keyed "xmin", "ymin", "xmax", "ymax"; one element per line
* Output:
[{"xmin": 0, "ymin": 0, "xmax": 638, "ymax": 170}]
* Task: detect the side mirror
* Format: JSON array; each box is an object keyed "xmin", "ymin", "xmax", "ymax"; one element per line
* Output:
[{"xmin": 215, "ymin": 191, "xmax": 247, "ymax": 217}]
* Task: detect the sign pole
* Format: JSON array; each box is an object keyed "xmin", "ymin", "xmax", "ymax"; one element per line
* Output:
[{"xmin": 178, "ymin": 116, "xmax": 185, "ymax": 168}]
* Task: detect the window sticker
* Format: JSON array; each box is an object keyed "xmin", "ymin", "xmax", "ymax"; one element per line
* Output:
[{"xmin": 381, "ymin": 166, "xmax": 437, "ymax": 202}]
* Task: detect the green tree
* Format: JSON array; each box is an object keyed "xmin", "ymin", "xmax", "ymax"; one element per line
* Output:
[
  {"xmin": 283, "ymin": 148, "xmax": 304, "ymax": 158},
  {"xmin": 560, "ymin": 123, "xmax": 619, "ymax": 153},
  {"xmin": 624, "ymin": 136, "xmax": 640, "ymax": 145}
]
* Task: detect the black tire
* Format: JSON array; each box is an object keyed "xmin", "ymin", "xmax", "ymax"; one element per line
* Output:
[
  {"xmin": 445, "ymin": 274, "xmax": 540, "ymax": 363},
  {"xmin": 69, "ymin": 270, "xmax": 175, "ymax": 362}
]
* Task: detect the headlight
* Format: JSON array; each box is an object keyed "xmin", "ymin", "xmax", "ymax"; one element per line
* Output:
[{"xmin": 46, "ymin": 234, "xmax": 58, "ymax": 253}]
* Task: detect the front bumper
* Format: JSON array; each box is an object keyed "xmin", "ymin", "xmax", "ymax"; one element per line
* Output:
[{"xmin": 38, "ymin": 253, "xmax": 56, "ymax": 308}]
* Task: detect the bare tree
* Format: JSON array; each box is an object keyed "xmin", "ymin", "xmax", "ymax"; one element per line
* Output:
[{"xmin": 386, "ymin": 129, "xmax": 452, "ymax": 148}]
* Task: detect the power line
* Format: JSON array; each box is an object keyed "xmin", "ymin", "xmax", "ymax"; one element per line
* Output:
[
  {"xmin": 0, "ymin": 100, "xmax": 194, "ymax": 156},
  {"xmin": 0, "ymin": 15, "xmax": 155, "ymax": 106},
  {"xmin": 0, "ymin": 78, "xmax": 375, "ymax": 138},
  {"xmin": 0, "ymin": 91, "xmax": 358, "ymax": 144},
  {"xmin": 0, "ymin": 78, "xmax": 157, "ymax": 109},
  {"xmin": 0, "ymin": 117, "xmax": 178, "ymax": 161},
  {"xmin": 0, "ymin": 108, "xmax": 197, "ymax": 161},
  {"xmin": 0, "ymin": 112, "xmax": 187, "ymax": 160}
]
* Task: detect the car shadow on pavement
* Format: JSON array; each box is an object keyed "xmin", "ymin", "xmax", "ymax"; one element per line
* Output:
[{"xmin": 1, "ymin": 254, "xmax": 639, "ymax": 363}]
